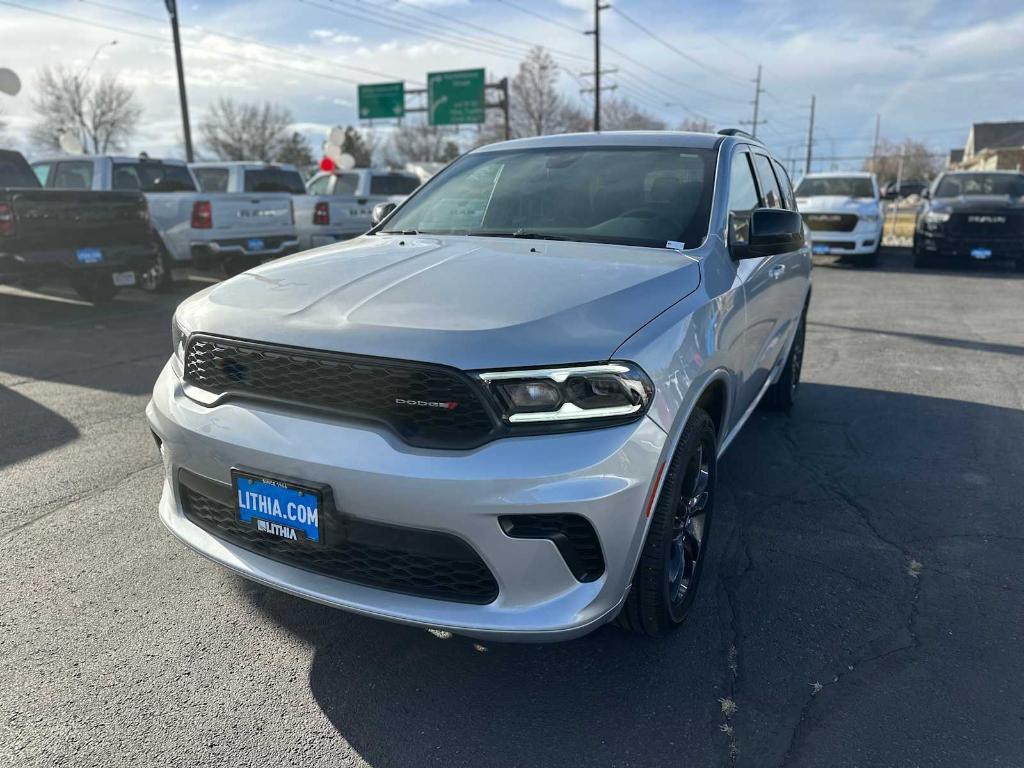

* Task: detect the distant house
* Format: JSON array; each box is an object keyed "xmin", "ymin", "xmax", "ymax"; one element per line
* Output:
[
  {"xmin": 947, "ymin": 148, "xmax": 964, "ymax": 167},
  {"xmin": 959, "ymin": 121, "xmax": 1024, "ymax": 170}
]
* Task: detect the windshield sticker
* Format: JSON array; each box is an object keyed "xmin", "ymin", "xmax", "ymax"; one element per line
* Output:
[{"xmin": 666, "ymin": 241, "xmax": 686, "ymax": 250}]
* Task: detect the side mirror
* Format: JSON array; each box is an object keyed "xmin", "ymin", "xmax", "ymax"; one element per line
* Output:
[
  {"xmin": 371, "ymin": 202, "xmax": 396, "ymax": 227},
  {"xmin": 730, "ymin": 208, "xmax": 805, "ymax": 260},
  {"xmin": 920, "ymin": 188, "xmax": 930, "ymax": 199}
]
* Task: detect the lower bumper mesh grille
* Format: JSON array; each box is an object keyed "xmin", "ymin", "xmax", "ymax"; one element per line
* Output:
[
  {"xmin": 179, "ymin": 474, "xmax": 499, "ymax": 605},
  {"xmin": 499, "ymin": 514, "xmax": 605, "ymax": 582}
]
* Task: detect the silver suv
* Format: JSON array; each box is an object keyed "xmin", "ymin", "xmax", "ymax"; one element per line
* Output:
[{"xmin": 147, "ymin": 130, "xmax": 812, "ymax": 641}]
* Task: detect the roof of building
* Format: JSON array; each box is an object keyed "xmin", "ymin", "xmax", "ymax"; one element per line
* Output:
[{"xmin": 970, "ymin": 121, "xmax": 1024, "ymax": 151}]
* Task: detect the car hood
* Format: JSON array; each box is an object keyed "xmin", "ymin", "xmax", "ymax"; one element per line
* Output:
[
  {"xmin": 796, "ymin": 195, "xmax": 879, "ymax": 214},
  {"xmin": 930, "ymin": 195, "xmax": 1024, "ymax": 211},
  {"xmin": 176, "ymin": 234, "xmax": 701, "ymax": 370}
]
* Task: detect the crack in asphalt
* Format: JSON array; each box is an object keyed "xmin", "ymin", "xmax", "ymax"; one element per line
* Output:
[{"xmin": 0, "ymin": 461, "xmax": 162, "ymax": 543}]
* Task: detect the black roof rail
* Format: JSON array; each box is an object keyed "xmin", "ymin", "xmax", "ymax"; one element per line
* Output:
[{"xmin": 717, "ymin": 128, "xmax": 757, "ymax": 140}]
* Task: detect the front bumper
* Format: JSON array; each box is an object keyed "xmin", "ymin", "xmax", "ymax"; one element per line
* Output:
[
  {"xmin": 916, "ymin": 231, "xmax": 1023, "ymax": 262},
  {"xmin": 806, "ymin": 221, "xmax": 882, "ymax": 255},
  {"xmin": 146, "ymin": 360, "xmax": 668, "ymax": 641}
]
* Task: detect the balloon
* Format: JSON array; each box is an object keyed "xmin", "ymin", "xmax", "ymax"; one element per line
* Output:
[
  {"xmin": 58, "ymin": 131, "xmax": 85, "ymax": 155},
  {"xmin": 337, "ymin": 152, "xmax": 356, "ymax": 171},
  {"xmin": 327, "ymin": 126, "xmax": 345, "ymax": 147},
  {"xmin": 324, "ymin": 143, "xmax": 343, "ymax": 164},
  {"xmin": 319, "ymin": 157, "xmax": 335, "ymax": 172},
  {"xmin": 0, "ymin": 68, "xmax": 20, "ymax": 97}
]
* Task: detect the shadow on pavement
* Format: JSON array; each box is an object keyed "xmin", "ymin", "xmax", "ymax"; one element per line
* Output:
[
  {"xmin": 240, "ymin": 383, "xmax": 1024, "ymax": 768},
  {"xmin": 808, "ymin": 320, "xmax": 1024, "ymax": 358},
  {"xmin": 0, "ymin": 385, "xmax": 79, "ymax": 470},
  {"xmin": 815, "ymin": 246, "xmax": 1022, "ymax": 277}
]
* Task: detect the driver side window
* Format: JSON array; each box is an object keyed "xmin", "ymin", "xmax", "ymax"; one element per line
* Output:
[{"xmin": 728, "ymin": 151, "xmax": 760, "ymax": 246}]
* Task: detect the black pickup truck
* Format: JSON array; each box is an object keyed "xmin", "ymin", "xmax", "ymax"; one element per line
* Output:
[
  {"xmin": 0, "ymin": 149, "xmax": 156, "ymax": 302},
  {"xmin": 914, "ymin": 170, "xmax": 1024, "ymax": 271}
]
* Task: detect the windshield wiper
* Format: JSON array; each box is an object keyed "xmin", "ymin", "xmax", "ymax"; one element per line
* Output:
[
  {"xmin": 473, "ymin": 230, "xmax": 574, "ymax": 241},
  {"xmin": 380, "ymin": 229, "xmax": 420, "ymax": 235}
]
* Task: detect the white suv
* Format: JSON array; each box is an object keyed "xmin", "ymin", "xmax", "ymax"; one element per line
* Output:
[{"xmin": 795, "ymin": 172, "xmax": 883, "ymax": 267}]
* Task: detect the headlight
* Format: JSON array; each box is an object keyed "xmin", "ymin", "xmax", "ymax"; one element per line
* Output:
[
  {"xmin": 478, "ymin": 362, "xmax": 654, "ymax": 427},
  {"xmin": 862, "ymin": 212, "xmax": 880, "ymax": 222},
  {"xmin": 171, "ymin": 316, "xmax": 188, "ymax": 370},
  {"xmin": 924, "ymin": 210, "xmax": 950, "ymax": 224}
]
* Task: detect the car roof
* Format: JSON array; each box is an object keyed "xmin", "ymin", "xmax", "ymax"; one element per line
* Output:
[
  {"xmin": 471, "ymin": 130, "xmax": 731, "ymax": 153},
  {"xmin": 802, "ymin": 171, "xmax": 875, "ymax": 178},
  {"xmin": 190, "ymin": 161, "xmax": 299, "ymax": 171},
  {"xmin": 31, "ymin": 155, "xmax": 188, "ymax": 166},
  {"xmin": 940, "ymin": 169, "xmax": 1023, "ymax": 176}
]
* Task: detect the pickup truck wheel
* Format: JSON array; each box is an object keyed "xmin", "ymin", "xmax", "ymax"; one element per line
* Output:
[
  {"xmin": 765, "ymin": 307, "xmax": 807, "ymax": 412},
  {"xmin": 913, "ymin": 239, "xmax": 941, "ymax": 269},
  {"xmin": 70, "ymin": 272, "xmax": 119, "ymax": 304},
  {"xmin": 139, "ymin": 243, "xmax": 173, "ymax": 293},
  {"xmin": 617, "ymin": 407, "xmax": 716, "ymax": 637}
]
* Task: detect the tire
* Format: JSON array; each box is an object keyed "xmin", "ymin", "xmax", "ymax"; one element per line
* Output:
[
  {"xmin": 764, "ymin": 307, "xmax": 807, "ymax": 412},
  {"xmin": 913, "ymin": 239, "xmax": 940, "ymax": 269},
  {"xmin": 853, "ymin": 249, "xmax": 878, "ymax": 268},
  {"xmin": 70, "ymin": 272, "xmax": 119, "ymax": 303},
  {"xmin": 224, "ymin": 255, "xmax": 254, "ymax": 277},
  {"xmin": 139, "ymin": 239, "xmax": 173, "ymax": 293},
  {"xmin": 617, "ymin": 407, "xmax": 717, "ymax": 637}
]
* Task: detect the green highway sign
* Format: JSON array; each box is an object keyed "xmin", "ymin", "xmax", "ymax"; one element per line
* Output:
[
  {"xmin": 428, "ymin": 69, "xmax": 486, "ymax": 125},
  {"xmin": 358, "ymin": 82, "xmax": 405, "ymax": 120}
]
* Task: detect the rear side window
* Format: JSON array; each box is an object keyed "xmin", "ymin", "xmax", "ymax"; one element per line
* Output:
[
  {"xmin": 752, "ymin": 154, "xmax": 782, "ymax": 208},
  {"xmin": 193, "ymin": 167, "xmax": 229, "ymax": 193},
  {"xmin": 52, "ymin": 161, "xmax": 95, "ymax": 190},
  {"xmin": 113, "ymin": 162, "xmax": 196, "ymax": 192},
  {"xmin": 332, "ymin": 173, "xmax": 360, "ymax": 195},
  {"xmin": 370, "ymin": 173, "xmax": 420, "ymax": 196},
  {"xmin": 307, "ymin": 174, "xmax": 331, "ymax": 195},
  {"xmin": 244, "ymin": 168, "xmax": 306, "ymax": 194},
  {"xmin": 771, "ymin": 159, "xmax": 797, "ymax": 210},
  {"xmin": 0, "ymin": 155, "xmax": 41, "ymax": 187}
]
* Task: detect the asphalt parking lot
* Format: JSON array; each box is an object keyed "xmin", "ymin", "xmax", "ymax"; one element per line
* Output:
[{"xmin": 1, "ymin": 250, "xmax": 1021, "ymax": 768}]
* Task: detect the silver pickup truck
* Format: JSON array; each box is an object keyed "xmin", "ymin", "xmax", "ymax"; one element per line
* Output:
[{"xmin": 32, "ymin": 155, "xmax": 298, "ymax": 288}]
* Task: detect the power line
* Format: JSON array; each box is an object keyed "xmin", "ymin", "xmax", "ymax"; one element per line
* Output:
[{"xmin": 491, "ymin": 0, "xmax": 584, "ymax": 34}]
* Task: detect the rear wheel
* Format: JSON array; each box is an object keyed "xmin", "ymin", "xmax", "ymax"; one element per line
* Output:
[
  {"xmin": 617, "ymin": 408, "xmax": 716, "ymax": 637},
  {"xmin": 70, "ymin": 272, "xmax": 119, "ymax": 303},
  {"xmin": 765, "ymin": 307, "xmax": 807, "ymax": 412},
  {"xmin": 140, "ymin": 239, "xmax": 173, "ymax": 293}
]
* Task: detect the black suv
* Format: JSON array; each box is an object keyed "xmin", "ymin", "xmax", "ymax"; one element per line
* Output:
[{"xmin": 914, "ymin": 171, "xmax": 1024, "ymax": 271}]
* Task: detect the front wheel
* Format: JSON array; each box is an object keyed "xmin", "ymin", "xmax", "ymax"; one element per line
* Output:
[
  {"xmin": 70, "ymin": 272, "xmax": 119, "ymax": 303},
  {"xmin": 617, "ymin": 408, "xmax": 716, "ymax": 637}
]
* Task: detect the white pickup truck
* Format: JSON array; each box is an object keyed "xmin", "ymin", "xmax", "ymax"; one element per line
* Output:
[{"xmin": 32, "ymin": 155, "xmax": 299, "ymax": 288}]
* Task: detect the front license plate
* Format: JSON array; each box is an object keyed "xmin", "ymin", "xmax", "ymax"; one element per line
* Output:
[
  {"xmin": 233, "ymin": 470, "xmax": 323, "ymax": 543},
  {"xmin": 77, "ymin": 248, "xmax": 102, "ymax": 264},
  {"xmin": 246, "ymin": 238, "xmax": 264, "ymax": 252},
  {"xmin": 812, "ymin": 243, "xmax": 830, "ymax": 255},
  {"xmin": 112, "ymin": 271, "xmax": 136, "ymax": 287},
  {"xmin": 970, "ymin": 247, "xmax": 992, "ymax": 260}
]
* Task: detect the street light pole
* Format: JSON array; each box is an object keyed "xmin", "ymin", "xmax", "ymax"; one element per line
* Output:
[
  {"xmin": 165, "ymin": 0, "xmax": 194, "ymax": 162},
  {"xmin": 79, "ymin": 40, "xmax": 117, "ymax": 82}
]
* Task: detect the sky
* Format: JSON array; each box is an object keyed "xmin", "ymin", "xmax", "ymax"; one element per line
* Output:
[{"xmin": 1, "ymin": 0, "xmax": 1022, "ymax": 173}]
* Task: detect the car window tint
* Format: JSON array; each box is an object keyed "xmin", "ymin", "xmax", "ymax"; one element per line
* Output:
[
  {"xmin": 728, "ymin": 152, "xmax": 760, "ymax": 213},
  {"xmin": 753, "ymin": 154, "xmax": 782, "ymax": 208},
  {"xmin": 771, "ymin": 159, "xmax": 797, "ymax": 210},
  {"xmin": 193, "ymin": 167, "xmax": 229, "ymax": 193},
  {"xmin": 370, "ymin": 174, "xmax": 420, "ymax": 196},
  {"xmin": 333, "ymin": 173, "xmax": 360, "ymax": 195},
  {"xmin": 112, "ymin": 165, "xmax": 142, "ymax": 191},
  {"xmin": 0, "ymin": 155, "xmax": 40, "ymax": 187},
  {"xmin": 113, "ymin": 162, "xmax": 196, "ymax": 192},
  {"xmin": 244, "ymin": 168, "xmax": 307, "ymax": 194},
  {"xmin": 31, "ymin": 163, "xmax": 52, "ymax": 186},
  {"xmin": 52, "ymin": 161, "xmax": 94, "ymax": 190},
  {"xmin": 307, "ymin": 174, "xmax": 331, "ymax": 195}
]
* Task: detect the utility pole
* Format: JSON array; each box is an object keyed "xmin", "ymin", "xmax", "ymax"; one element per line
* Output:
[
  {"xmin": 740, "ymin": 64, "xmax": 766, "ymax": 138},
  {"xmin": 871, "ymin": 113, "xmax": 880, "ymax": 172},
  {"xmin": 804, "ymin": 95, "xmax": 816, "ymax": 174},
  {"xmin": 165, "ymin": 0, "xmax": 194, "ymax": 162},
  {"xmin": 584, "ymin": 0, "xmax": 610, "ymax": 131}
]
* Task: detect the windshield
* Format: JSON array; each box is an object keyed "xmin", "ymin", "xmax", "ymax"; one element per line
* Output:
[
  {"xmin": 113, "ymin": 162, "xmax": 196, "ymax": 193},
  {"xmin": 381, "ymin": 146, "xmax": 716, "ymax": 249},
  {"xmin": 795, "ymin": 176, "xmax": 874, "ymax": 198},
  {"xmin": 934, "ymin": 173, "xmax": 1024, "ymax": 198}
]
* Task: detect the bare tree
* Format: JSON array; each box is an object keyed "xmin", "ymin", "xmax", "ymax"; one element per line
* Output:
[
  {"xmin": 340, "ymin": 126, "xmax": 373, "ymax": 166},
  {"xmin": 386, "ymin": 123, "xmax": 459, "ymax": 165},
  {"xmin": 510, "ymin": 46, "xmax": 575, "ymax": 138},
  {"xmin": 864, "ymin": 138, "xmax": 943, "ymax": 185},
  {"xmin": 199, "ymin": 98, "xmax": 296, "ymax": 161},
  {"xmin": 275, "ymin": 131, "xmax": 315, "ymax": 169},
  {"xmin": 30, "ymin": 66, "xmax": 142, "ymax": 154},
  {"xmin": 678, "ymin": 117, "xmax": 715, "ymax": 133},
  {"xmin": 601, "ymin": 97, "xmax": 666, "ymax": 131}
]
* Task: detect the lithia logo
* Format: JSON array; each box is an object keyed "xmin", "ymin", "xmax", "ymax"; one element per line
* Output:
[
  {"xmin": 395, "ymin": 398, "xmax": 459, "ymax": 410},
  {"xmin": 967, "ymin": 215, "xmax": 1006, "ymax": 224}
]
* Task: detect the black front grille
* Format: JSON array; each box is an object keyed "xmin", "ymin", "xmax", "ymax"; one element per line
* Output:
[
  {"xmin": 184, "ymin": 335, "xmax": 498, "ymax": 449},
  {"xmin": 947, "ymin": 212, "xmax": 1024, "ymax": 240},
  {"xmin": 180, "ymin": 474, "xmax": 499, "ymax": 604},
  {"xmin": 803, "ymin": 213, "xmax": 858, "ymax": 232},
  {"xmin": 499, "ymin": 514, "xmax": 605, "ymax": 582}
]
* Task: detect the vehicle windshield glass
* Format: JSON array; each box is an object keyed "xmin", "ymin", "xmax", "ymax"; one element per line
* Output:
[
  {"xmin": 192, "ymin": 167, "xmax": 229, "ymax": 193},
  {"xmin": 113, "ymin": 162, "xmax": 196, "ymax": 192},
  {"xmin": 795, "ymin": 176, "xmax": 874, "ymax": 198},
  {"xmin": 333, "ymin": 173, "xmax": 360, "ymax": 195},
  {"xmin": 381, "ymin": 146, "xmax": 717, "ymax": 249},
  {"xmin": 934, "ymin": 173, "xmax": 1024, "ymax": 197}
]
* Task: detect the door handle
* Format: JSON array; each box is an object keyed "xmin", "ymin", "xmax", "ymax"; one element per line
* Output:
[{"xmin": 769, "ymin": 264, "xmax": 786, "ymax": 279}]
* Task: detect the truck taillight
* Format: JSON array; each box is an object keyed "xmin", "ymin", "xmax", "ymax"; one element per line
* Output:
[
  {"xmin": 191, "ymin": 200, "xmax": 212, "ymax": 229},
  {"xmin": 313, "ymin": 202, "xmax": 330, "ymax": 226},
  {"xmin": 0, "ymin": 203, "xmax": 13, "ymax": 237}
]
